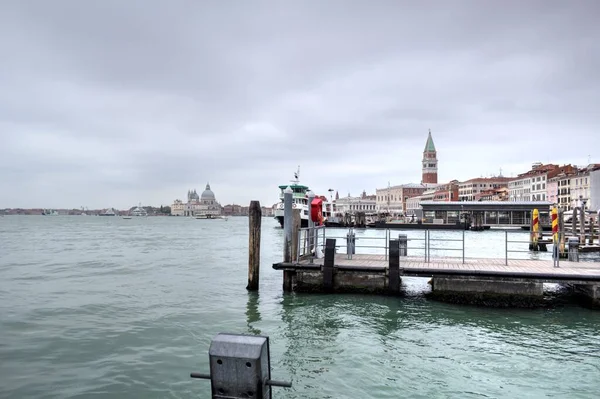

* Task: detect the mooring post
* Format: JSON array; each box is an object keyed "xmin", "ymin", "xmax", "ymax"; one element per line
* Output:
[
  {"xmin": 283, "ymin": 187, "xmax": 293, "ymax": 263},
  {"xmin": 388, "ymin": 239, "xmax": 400, "ymax": 294},
  {"xmin": 551, "ymin": 206, "xmax": 558, "ymax": 267},
  {"xmin": 247, "ymin": 201, "xmax": 261, "ymax": 291},
  {"xmin": 346, "ymin": 228, "xmax": 355, "ymax": 259},
  {"xmin": 398, "ymin": 234, "xmax": 407, "ymax": 257},
  {"xmin": 282, "ymin": 187, "xmax": 294, "ymax": 292},
  {"xmin": 322, "ymin": 238, "xmax": 336, "ymax": 292},
  {"xmin": 589, "ymin": 216, "xmax": 595, "ymax": 245},
  {"xmin": 291, "ymin": 209, "xmax": 301, "ymax": 263},
  {"xmin": 579, "ymin": 205, "xmax": 586, "ymax": 245},
  {"xmin": 568, "ymin": 236, "xmax": 579, "ymax": 262},
  {"xmin": 307, "ymin": 190, "xmax": 315, "ymax": 255},
  {"xmin": 190, "ymin": 333, "xmax": 292, "ymax": 398},
  {"xmin": 558, "ymin": 208, "xmax": 565, "ymax": 257}
]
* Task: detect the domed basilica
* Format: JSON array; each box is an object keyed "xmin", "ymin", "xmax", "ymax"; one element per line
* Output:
[{"xmin": 171, "ymin": 183, "xmax": 222, "ymax": 217}]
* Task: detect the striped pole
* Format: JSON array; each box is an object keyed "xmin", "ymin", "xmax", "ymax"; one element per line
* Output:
[
  {"xmin": 532, "ymin": 208, "xmax": 539, "ymax": 247},
  {"xmin": 551, "ymin": 206, "xmax": 559, "ymax": 264},
  {"xmin": 551, "ymin": 207, "xmax": 558, "ymax": 243}
]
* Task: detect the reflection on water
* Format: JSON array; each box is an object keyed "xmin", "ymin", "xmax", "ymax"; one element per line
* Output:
[{"xmin": 246, "ymin": 292, "xmax": 262, "ymax": 335}]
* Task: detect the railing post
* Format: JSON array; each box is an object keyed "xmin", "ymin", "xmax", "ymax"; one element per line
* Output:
[
  {"xmin": 462, "ymin": 228, "xmax": 465, "ymax": 264},
  {"xmin": 385, "ymin": 229, "xmax": 389, "ymax": 261},
  {"xmin": 424, "ymin": 230, "xmax": 427, "ymax": 262},
  {"xmin": 388, "ymin": 239, "xmax": 400, "ymax": 294},
  {"xmin": 505, "ymin": 230, "xmax": 508, "ymax": 266},
  {"xmin": 427, "ymin": 230, "xmax": 431, "ymax": 263}
]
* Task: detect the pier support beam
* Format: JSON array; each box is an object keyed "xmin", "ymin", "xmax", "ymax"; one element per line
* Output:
[{"xmin": 430, "ymin": 276, "xmax": 543, "ymax": 307}]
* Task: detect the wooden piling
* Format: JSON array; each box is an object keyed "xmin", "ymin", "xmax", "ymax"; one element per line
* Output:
[
  {"xmin": 579, "ymin": 206, "xmax": 586, "ymax": 244},
  {"xmin": 247, "ymin": 201, "xmax": 261, "ymax": 291},
  {"xmin": 388, "ymin": 239, "xmax": 400, "ymax": 294},
  {"xmin": 572, "ymin": 207, "xmax": 578, "ymax": 236},
  {"xmin": 558, "ymin": 208, "xmax": 566, "ymax": 257},
  {"xmin": 589, "ymin": 216, "xmax": 595, "ymax": 245},
  {"xmin": 290, "ymin": 209, "xmax": 301, "ymax": 262},
  {"xmin": 322, "ymin": 238, "xmax": 336, "ymax": 292}
]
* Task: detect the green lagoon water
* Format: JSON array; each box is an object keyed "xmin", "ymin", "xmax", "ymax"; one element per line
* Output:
[{"xmin": 1, "ymin": 216, "xmax": 599, "ymax": 398}]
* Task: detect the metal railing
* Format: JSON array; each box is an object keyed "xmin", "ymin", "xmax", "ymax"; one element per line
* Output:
[
  {"xmin": 294, "ymin": 227, "xmax": 568, "ymax": 266},
  {"xmin": 425, "ymin": 229, "xmax": 465, "ymax": 264},
  {"xmin": 504, "ymin": 230, "xmax": 562, "ymax": 267},
  {"xmin": 296, "ymin": 225, "xmax": 326, "ymax": 264},
  {"xmin": 294, "ymin": 226, "xmax": 467, "ymax": 264}
]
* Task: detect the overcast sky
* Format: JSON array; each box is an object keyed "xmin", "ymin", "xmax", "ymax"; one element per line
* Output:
[{"xmin": 1, "ymin": 0, "xmax": 599, "ymax": 209}]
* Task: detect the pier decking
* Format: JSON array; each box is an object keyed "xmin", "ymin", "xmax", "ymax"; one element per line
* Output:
[{"xmin": 274, "ymin": 254, "xmax": 600, "ymax": 283}]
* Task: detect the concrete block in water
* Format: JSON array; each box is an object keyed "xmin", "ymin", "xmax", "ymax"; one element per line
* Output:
[{"xmin": 430, "ymin": 276, "xmax": 544, "ymax": 307}]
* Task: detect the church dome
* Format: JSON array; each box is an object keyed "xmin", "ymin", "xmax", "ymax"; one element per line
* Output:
[{"xmin": 201, "ymin": 183, "xmax": 215, "ymax": 200}]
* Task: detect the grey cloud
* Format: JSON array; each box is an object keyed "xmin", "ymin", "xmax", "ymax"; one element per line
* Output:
[{"xmin": 0, "ymin": 0, "xmax": 599, "ymax": 208}]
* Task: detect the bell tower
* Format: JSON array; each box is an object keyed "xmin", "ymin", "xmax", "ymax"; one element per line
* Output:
[{"xmin": 422, "ymin": 129, "xmax": 438, "ymax": 184}]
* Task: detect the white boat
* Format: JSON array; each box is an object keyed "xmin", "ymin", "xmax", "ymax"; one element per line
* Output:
[
  {"xmin": 99, "ymin": 208, "xmax": 118, "ymax": 216},
  {"xmin": 122, "ymin": 216, "xmax": 132, "ymax": 219},
  {"xmin": 273, "ymin": 167, "xmax": 336, "ymax": 228},
  {"xmin": 42, "ymin": 209, "xmax": 59, "ymax": 216},
  {"xmin": 130, "ymin": 203, "xmax": 148, "ymax": 217},
  {"xmin": 195, "ymin": 214, "xmax": 227, "ymax": 220}
]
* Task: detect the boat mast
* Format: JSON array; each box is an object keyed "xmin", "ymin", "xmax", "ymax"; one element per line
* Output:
[{"xmin": 291, "ymin": 165, "xmax": 300, "ymax": 185}]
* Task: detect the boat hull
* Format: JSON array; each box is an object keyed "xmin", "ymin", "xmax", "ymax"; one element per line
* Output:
[{"xmin": 275, "ymin": 216, "xmax": 309, "ymax": 228}]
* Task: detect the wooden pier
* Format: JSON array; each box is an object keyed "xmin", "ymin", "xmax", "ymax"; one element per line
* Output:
[
  {"xmin": 273, "ymin": 249, "xmax": 600, "ymax": 308},
  {"xmin": 264, "ymin": 194, "xmax": 600, "ymax": 308}
]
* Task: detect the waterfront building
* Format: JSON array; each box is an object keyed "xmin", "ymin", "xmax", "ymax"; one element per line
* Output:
[
  {"xmin": 171, "ymin": 199, "xmax": 185, "ymax": 216},
  {"xmin": 569, "ymin": 164, "xmax": 600, "ymax": 210},
  {"xmin": 546, "ymin": 164, "xmax": 578, "ymax": 209},
  {"xmin": 458, "ymin": 177, "xmax": 511, "ymax": 201},
  {"xmin": 374, "ymin": 131, "xmax": 440, "ymax": 214},
  {"xmin": 475, "ymin": 187, "xmax": 509, "ymax": 201},
  {"xmin": 334, "ymin": 191, "xmax": 377, "ymax": 214},
  {"xmin": 195, "ymin": 183, "xmax": 222, "ymax": 217},
  {"xmin": 405, "ymin": 181, "xmax": 458, "ymax": 216},
  {"xmin": 171, "ymin": 184, "xmax": 222, "ymax": 217},
  {"xmin": 422, "ymin": 129, "xmax": 438, "ymax": 184},
  {"xmin": 375, "ymin": 183, "xmax": 429, "ymax": 214},
  {"xmin": 508, "ymin": 163, "xmax": 560, "ymax": 202},
  {"xmin": 432, "ymin": 180, "xmax": 459, "ymax": 201},
  {"xmin": 589, "ymin": 166, "xmax": 600, "ymax": 212}
]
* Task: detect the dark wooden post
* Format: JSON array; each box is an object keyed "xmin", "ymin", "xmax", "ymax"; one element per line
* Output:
[
  {"xmin": 558, "ymin": 208, "xmax": 565, "ymax": 257},
  {"xmin": 322, "ymin": 238, "xmax": 336, "ymax": 292},
  {"xmin": 247, "ymin": 201, "xmax": 262, "ymax": 291},
  {"xmin": 290, "ymin": 209, "xmax": 301, "ymax": 263},
  {"xmin": 388, "ymin": 239, "xmax": 400, "ymax": 294}
]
